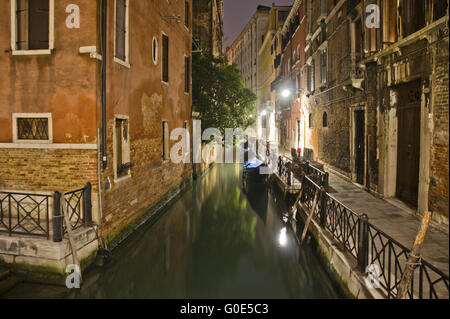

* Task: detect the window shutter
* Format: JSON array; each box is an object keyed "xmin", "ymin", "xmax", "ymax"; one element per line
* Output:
[
  {"xmin": 185, "ymin": 1, "xmax": 189, "ymax": 28},
  {"xmin": 16, "ymin": 0, "xmax": 29, "ymax": 50},
  {"xmin": 115, "ymin": 0, "xmax": 126, "ymax": 61},
  {"xmin": 162, "ymin": 35, "xmax": 169, "ymax": 82},
  {"xmin": 28, "ymin": 0, "xmax": 49, "ymax": 50}
]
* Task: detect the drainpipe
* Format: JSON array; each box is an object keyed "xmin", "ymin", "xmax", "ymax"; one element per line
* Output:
[{"xmin": 101, "ymin": 0, "xmax": 107, "ymax": 170}]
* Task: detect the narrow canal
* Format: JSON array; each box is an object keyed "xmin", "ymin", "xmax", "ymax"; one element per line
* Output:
[{"xmin": 4, "ymin": 164, "xmax": 347, "ymax": 299}]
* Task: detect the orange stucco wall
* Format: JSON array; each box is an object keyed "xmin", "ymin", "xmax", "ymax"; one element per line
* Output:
[{"xmin": 0, "ymin": 0, "xmax": 99, "ymax": 144}]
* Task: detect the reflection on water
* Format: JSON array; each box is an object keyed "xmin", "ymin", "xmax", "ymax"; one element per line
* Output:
[{"xmin": 3, "ymin": 164, "xmax": 346, "ymax": 299}]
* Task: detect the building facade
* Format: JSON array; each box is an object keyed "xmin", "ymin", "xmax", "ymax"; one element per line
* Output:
[
  {"xmin": 258, "ymin": 5, "xmax": 291, "ymax": 143},
  {"xmin": 294, "ymin": 0, "xmax": 449, "ymax": 227},
  {"xmin": 0, "ymin": 0, "xmax": 193, "ymax": 269},
  {"xmin": 226, "ymin": 5, "xmax": 271, "ymax": 94},
  {"xmin": 193, "ymin": 0, "xmax": 224, "ymax": 55},
  {"xmin": 273, "ymin": 0, "xmax": 307, "ymax": 155}
]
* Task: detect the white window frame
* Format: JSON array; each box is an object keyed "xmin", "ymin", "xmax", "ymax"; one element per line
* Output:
[
  {"xmin": 114, "ymin": 0, "xmax": 130, "ymax": 68},
  {"xmin": 13, "ymin": 113, "xmax": 53, "ymax": 144},
  {"xmin": 10, "ymin": 0, "xmax": 54, "ymax": 56},
  {"xmin": 113, "ymin": 115, "xmax": 131, "ymax": 182}
]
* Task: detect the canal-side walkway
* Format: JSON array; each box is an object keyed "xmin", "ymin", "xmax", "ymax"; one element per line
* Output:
[{"xmin": 327, "ymin": 172, "xmax": 449, "ymax": 276}]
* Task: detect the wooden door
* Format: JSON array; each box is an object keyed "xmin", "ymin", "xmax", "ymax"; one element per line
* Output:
[
  {"xmin": 355, "ymin": 110, "xmax": 365, "ymax": 185},
  {"xmin": 396, "ymin": 80, "xmax": 421, "ymax": 207}
]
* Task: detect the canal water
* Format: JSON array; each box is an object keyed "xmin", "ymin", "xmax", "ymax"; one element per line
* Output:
[{"xmin": 3, "ymin": 164, "xmax": 346, "ymax": 299}]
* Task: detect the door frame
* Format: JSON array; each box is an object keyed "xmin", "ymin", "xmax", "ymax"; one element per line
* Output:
[{"xmin": 381, "ymin": 78, "xmax": 431, "ymax": 213}]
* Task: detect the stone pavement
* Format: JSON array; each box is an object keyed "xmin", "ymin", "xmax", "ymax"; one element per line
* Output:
[{"xmin": 327, "ymin": 172, "xmax": 449, "ymax": 276}]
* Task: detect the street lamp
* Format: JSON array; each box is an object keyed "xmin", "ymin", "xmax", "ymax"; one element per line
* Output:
[
  {"xmin": 281, "ymin": 89, "xmax": 291, "ymax": 98},
  {"xmin": 261, "ymin": 110, "xmax": 267, "ymax": 116}
]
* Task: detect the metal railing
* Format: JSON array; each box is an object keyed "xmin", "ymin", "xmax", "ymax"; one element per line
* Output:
[
  {"xmin": 53, "ymin": 183, "xmax": 93, "ymax": 242},
  {"xmin": 0, "ymin": 183, "xmax": 93, "ymax": 242},
  {"xmin": 0, "ymin": 192, "xmax": 51, "ymax": 239},
  {"xmin": 277, "ymin": 156, "xmax": 329, "ymax": 189},
  {"xmin": 297, "ymin": 175, "xmax": 450, "ymax": 299}
]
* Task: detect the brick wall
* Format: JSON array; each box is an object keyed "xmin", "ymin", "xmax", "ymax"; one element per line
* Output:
[
  {"xmin": 429, "ymin": 38, "xmax": 449, "ymax": 222},
  {"xmin": 0, "ymin": 148, "xmax": 98, "ymax": 193}
]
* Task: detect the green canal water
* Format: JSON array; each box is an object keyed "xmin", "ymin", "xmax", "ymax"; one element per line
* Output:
[{"xmin": 3, "ymin": 164, "xmax": 347, "ymax": 299}]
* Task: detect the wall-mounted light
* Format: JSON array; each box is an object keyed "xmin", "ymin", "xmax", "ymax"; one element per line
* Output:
[{"xmin": 282, "ymin": 89, "xmax": 291, "ymax": 98}]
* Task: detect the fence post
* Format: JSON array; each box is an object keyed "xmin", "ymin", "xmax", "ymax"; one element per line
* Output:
[
  {"xmin": 319, "ymin": 187, "xmax": 327, "ymax": 227},
  {"xmin": 358, "ymin": 214, "xmax": 369, "ymax": 272},
  {"xmin": 53, "ymin": 191, "xmax": 63, "ymax": 242},
  {"xmin": 324, "ymin": 172, "xmax": 329, "ymax": 191},
  {"xmin": 83, "ymin": 182, "xmax": 93, "ymax": 226}
]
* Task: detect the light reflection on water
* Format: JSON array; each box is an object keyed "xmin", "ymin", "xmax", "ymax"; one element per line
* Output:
[{"xmin": 3, "ymin": 164, "xmax": 347, "ymax": 299}]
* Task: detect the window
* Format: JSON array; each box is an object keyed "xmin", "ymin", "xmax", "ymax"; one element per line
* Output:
[
  {"xmin": 399, "ymin": 0, "xmax": 426, "ymax": 38},
  {"xmin": 115, "ymin": 0, "xmax": 129, "ymax": 66},
  {"xmin": 185, "ymin": 56, "xmax": 190, "ymax": 93},
  {"xmin": 184, "ymin": 1, "xmax": 189, "ymax": 28},
  {"xmin": 323, "ymin": 112, "xmax": 328, "ymax": 127},
  {"xmin": 309, "ymin": 113, "xmax": 313, "ymax": 129},
  {"xmin": 320, "ymin": 49, "xmax": 327, "ymax": 84},
  {"xmin": 382, "ymin": 0, "xmax": 397, "ymax": 47},
  {"xmin": 152, "ymin": 37, "xmax": 158, "ymax": 65},
  {"xmin": 162, "ymin": 34, "xmax": 169, "ymax": 83},
  {"xmin": 11, "ymin": 0, "xmax": 54, "ymax": 53},
  {"xmin": 162, "ymin": 121, "xmax": 169, "ymax": 160},
  {"xmin": 297, "ymin": 71, "xmax": 302, "ymax": 91},
  {"xmin": 13, "ymin": 113, "xmax": 52, "ymax": 142},
  {"xmin": 114, "ymin": 116, "xmax": 131, "ymax": 179}
]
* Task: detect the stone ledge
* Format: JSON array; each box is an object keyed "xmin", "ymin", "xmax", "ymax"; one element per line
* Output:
[{"xmin": 0, "ymin": 227, "xmax": 98, "ymax": 274}]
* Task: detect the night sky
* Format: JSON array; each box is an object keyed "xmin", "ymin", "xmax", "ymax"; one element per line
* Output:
[{"xmin": 223, "ymin": 0, "xmax": 294, "ymax": 49}]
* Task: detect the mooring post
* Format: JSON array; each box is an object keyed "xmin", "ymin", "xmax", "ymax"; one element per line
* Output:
[
  {"xmin": 358, "ymin": 214, "xmax": 369, "ymax": 272},
  {"xmin": 83, "ymin": 182, "xmax": 93, "ymax": 226},
  {"xmin": 53, "ymin": 191, "xmax": 63, "ymax": 242}
]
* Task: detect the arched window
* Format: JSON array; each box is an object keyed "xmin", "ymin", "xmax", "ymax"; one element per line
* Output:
[
  {"xmin": 309, "ymin": 113, "xmax": 313, "ymax": 128},
  {"xmin": 323, "ymin": 112, "xmax": 328, "ymax": 127}
]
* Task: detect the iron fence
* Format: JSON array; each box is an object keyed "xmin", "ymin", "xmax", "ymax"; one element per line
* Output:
[
  {"xmin": 0, "ymin": 183, "xmax": 92, "ymax": 242},
  {"xmin": 367, "ymin": 223, "xmax": 449, "ymax": 299},
  {"xmin": 277, "ymin": 156, "xmax": 329, "ymax": 189},
  {"xmin": 297, "ymin": 175, "xmax": 449, "ymax": 299},
  {"xmin": 0, "ymin": 191, "xmax": 51, "ymax": 239}
]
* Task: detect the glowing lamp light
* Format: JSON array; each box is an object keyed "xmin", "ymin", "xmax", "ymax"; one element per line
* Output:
[
  {"xmin": 279, "ymin": 227, "xmax": 287, "ymax": 247},
  {"xmin": 282, "ymin": 89, "xmax": 291, "ymax": 98},
  {"xmin": 261, "ymin": 110, "xmax": 267, "ymax": 116}
]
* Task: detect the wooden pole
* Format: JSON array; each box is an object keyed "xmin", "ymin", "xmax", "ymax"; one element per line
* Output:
[
  {"xmin": 289, "ymin": 186, "xmax": 304, "ymax": 220},
  {"xmin": 300, "ymin": 187, "xmax": 321, "ymax": 243},
  {"xmin": 396, "ymin": 211, "xmax": 432, "ymax": 299},
  {"xmin": 61, "ymin": 192, "xmax": 83, "ymax": 283}
]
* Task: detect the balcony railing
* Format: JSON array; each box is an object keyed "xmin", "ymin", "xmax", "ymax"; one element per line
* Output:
[{"xmin": 0, "ymin": 183, "xmax": 93, "ymax": 242}]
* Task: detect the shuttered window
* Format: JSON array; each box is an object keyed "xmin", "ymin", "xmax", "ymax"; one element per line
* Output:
[
  {"xmin": 185, "ymin": 1, "xmax": 189, "ymax": 28},
  {"xmin": 115, "ymin": 0, "xmax": 127, "ymax": 62},
  {"xmin": 15, "ymin": 0, "xmax": 49, "ymax": 50},
  {"xmin": 185, "ymin": 56, "xmax": 190, "ymax": 93},
  {"xmin": 162, "ymin": 34, "xmax": 169, "ymax": 83}
]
